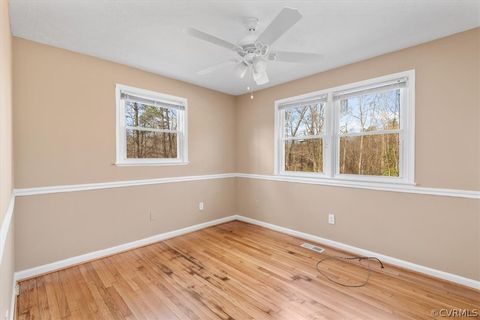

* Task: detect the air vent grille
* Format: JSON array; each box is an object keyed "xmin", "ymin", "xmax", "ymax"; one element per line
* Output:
[{"xmin": 300, "ymin": 243, "xmax": 325, "ymax": 253}]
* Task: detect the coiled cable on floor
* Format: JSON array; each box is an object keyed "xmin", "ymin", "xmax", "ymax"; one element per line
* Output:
[{"xmin": 316, "ymin": 256, "xmax": 384, "ymax": 287}]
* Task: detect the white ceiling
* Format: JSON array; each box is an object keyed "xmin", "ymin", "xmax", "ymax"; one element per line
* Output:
[{"xmin": 9, "ymin": 0, "xmax": 480, "ymax": 95}]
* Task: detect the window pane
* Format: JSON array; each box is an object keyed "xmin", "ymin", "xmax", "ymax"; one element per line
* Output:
[
  {"xmin": 339, "ymin": 88, "xmax": 400, "ymax": 134},
  {"xmin": 284, "ymin": 102, "xmax": 325, "ymax": 137},
  {"xmin": 284, "ymin": 138, "xmax": 323, "ymax": 173},
  {"xmin": 126, "ymin": 129, "xmax": 178, "ymax": 159},
  {"xmin": 339, "ymin": 133, "xmax": 399, "ymax": 176},
  {"xmin": 125, "ymin": 101, "xmax": 177, "ymax": 130}
]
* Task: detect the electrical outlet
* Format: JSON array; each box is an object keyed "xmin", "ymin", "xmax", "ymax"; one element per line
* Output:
[
  {"xmin": 328, "ymin": 213, "xmax": 335, "ymax": 225},
  {"xmin": 5, "ymin": 309, "xmax": 9, "ymax": 320},
  {"xmin": 198, "ymin": 202, "xmax": 204, "ymax": 211}
]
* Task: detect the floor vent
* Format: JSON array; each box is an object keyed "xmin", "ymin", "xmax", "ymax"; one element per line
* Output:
[{"xmin": 301, "ymin": 243, "xmax": 325, "ymax": 253}]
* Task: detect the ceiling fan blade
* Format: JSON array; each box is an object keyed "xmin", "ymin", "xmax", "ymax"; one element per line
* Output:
[
  {"xmin": 269, "ymin": 51, "xmax": 324, "ymax": 63},
  {"xmin": 185, "ymin": 27, "xmax": 243, "ymax": 53},
  {"xmin": 196, "ymin": 60, "xmax": 238, "ymax": 75},
  {"xmin": 256, "ymin": 8, "xmax": 302, "ymax": 46}
]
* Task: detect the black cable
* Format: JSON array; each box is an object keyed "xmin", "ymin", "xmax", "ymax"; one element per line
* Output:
[{"xmin": 316, "ymin": 256, "xmax": 384, "ymax": 287}]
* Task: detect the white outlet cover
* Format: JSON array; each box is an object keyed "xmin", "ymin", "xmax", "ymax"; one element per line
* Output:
[
  {"xmin": 199, "ymin": 202, "xmax": 204, "ymax": 210},
  {"xmin": 328, "ymin": 213, "xmax": 335, "ymax": 224}
]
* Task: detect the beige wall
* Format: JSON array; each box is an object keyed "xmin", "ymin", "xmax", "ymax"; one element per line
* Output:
[
  {"xmin": 11, "ymin": 28, "xmax": 480, "ymax": 284},
  {"xmin": 12, "ymin": 38, "xmax": 238, "ymax": 270},
  {"xmin": 0, "ymin": 0, "xmax": 15, "ymax": 316},
  {"xmin": 0, "ymin": 0, "xmax": 12, "ymax": 223},
  {"xmin": 235, "ymin": 28, "xmax": 480, "ymax": 280},
  {"xmin": 13, "ymin": 38, "xmax": 237, "ymax": 188},
  {"xmin": 15, "ymin": 179, "xmax": 235, "ymax": 270},
  {"xmin": 236, "ymin": 28, "xmax": 480, "ymax": 191},
  {"xmin": 236, "ymin": 179, "xmax": 480, "ymax": 280}
]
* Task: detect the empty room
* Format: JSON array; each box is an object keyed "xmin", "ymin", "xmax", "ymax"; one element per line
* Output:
[{"xmin": 1, "ymin": 0, "xmax": 479, "ymax": 319}]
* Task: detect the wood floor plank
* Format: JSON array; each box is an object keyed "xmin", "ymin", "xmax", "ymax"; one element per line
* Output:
[{"xmin": 17, "ymin": 221, "xmax": 480, "ymax": 319}]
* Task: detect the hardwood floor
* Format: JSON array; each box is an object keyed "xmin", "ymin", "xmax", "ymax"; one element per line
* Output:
[{"xmin": 16, "ymin": 221, "xmax": 480, "ymax": 319}]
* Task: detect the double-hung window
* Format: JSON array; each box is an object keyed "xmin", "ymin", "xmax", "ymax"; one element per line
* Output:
[
  {"xmin": 275, "ymin": 70, "xmax": 415, "ymax": 184},
  {"xmin": 116, "ymin": 84, "xmax": 188, "ymax": 165}
]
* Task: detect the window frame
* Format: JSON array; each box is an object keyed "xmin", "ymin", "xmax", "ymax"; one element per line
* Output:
[
  {"xmin": 115, "ymin": 84, "xmax": 188, "ymax": 166},
  {"xmin": 274, "ymin": 70, "xmax": 415, "ymax": 185}
]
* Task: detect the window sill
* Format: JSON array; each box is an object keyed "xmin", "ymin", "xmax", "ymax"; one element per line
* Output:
[
  {"xmin": 115, "ymin": 161, "xmax": 190, "ymax": 167},
  {"xmin": 276, "ymin": 172, "xmax": 416, "ymax": 188}
]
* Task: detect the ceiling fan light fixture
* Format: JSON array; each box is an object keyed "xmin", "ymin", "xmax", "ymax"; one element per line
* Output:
[
  {"xmin": 253, "ymin": 59, "xmax": 267, "ymax": 73},
  {"xmin": 187, "ymin": 7, "xmax": 323, "ymax": 92},
  {"xmin": 253, "ymin": 69, "xmax": 269, "ymax": 85},
  {"xmin": 234, "ymin": 62, "xmax": 249, "ymax": 79}
]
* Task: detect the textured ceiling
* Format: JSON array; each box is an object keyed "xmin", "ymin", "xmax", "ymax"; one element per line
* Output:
[{"xmin": 9, "ymin": 0, "xmax": 480, "ymax": 95}]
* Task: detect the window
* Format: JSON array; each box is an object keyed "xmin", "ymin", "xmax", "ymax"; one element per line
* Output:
[
  {"xmin": 116, "ymin": 84, "xmax": 188, "ymax": 165},
  {"xmin": 280, "ymin": 98, "xmax": 326, "ymax": 175},
  {"xmin": 275, "ymin": 70, "xmax": 414, "ymax": 184}
]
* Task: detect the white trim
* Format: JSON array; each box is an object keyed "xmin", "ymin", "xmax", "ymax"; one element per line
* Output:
[
  {"xmin": 235, "ymin": 215, "xmax": 480, "ymax": 290},
  {"xmin": 8, "ymin": 278, "xmax": 16, "ymax": 320},
  {"xmin": 12, "ymin": 214, "xmax": 480, "ymax": 290},
  {"xmin": 236, "ymin": 173, "xmax": 480, "ymax": 199},
  {"xmin": 125, "ymin": 126, "xmax": 180, "ymax": 134},
  {"xmin": 338, "ymin": 129, "xmax": 401, "ymax": 137},
  {"xmin": 0, "ymin": 194, "xmax": 15, "ymax": 265},
  {"xmin": 274, "ymin": 70, "xmax": 415, "ymax": 185},
  {"xmin": 14, "ymin": 215, "xmax": 237, "ymax": 281},
  {"xmin": 0, "ymin": 195, "xmax": 16, "ymax": 320},
  {"xmin": 114, "ymin": 161, "xmax": 190, "ymax": 167},
  {"xmin": 332, "ymin": 77, "xmax": 407, "ymax": 99},
  {"xmin": 14, "ymin": 173, "xmax": 236, "ymax": 196},
  {"xmin": 12, "ymin": 173, "xmax": 480, "ymax": 199},
  {"xmin": 115, "ymin": 84, "xmax": 188, "ymax": 166}
]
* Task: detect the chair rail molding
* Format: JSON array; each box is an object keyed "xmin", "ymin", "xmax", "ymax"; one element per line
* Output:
[
  {"xmin": 12, "ymin": 173, "xmax": 480, "ymax": 199},
  {"xmin": 235, "ymin": 173, "xmax": 480, "ymax": 200}
]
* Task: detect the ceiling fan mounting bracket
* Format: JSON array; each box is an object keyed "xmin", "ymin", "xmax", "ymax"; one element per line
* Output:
[{"xmin": 244, "ymin": 17, "xmax": 259, "ymax": 32}]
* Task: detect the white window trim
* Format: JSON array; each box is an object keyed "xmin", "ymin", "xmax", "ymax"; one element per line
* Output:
[
  {"xmin": 115, "ymin": 84, "xmax": 189, "ymax": 166},
  {"xmin": 274, "ymin": 70, "xmax": 415, "ymax": 186}
]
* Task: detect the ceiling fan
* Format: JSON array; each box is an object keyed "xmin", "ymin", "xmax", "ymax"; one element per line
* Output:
[{"xmin": 186, "ymin": 7, "xmax": 323, "ymax": 86}]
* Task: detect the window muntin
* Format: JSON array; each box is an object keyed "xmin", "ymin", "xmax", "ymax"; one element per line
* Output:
[
  {"xmin": 116, "ymin": 85, "xmax": 187, "ymax": 165},
  {"xmin": 275, "ymin": 71, "xmax": 414, "ymax": 184}
]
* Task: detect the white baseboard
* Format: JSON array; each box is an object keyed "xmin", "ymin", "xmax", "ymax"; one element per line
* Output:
[
  {"xmin": 235, "ymin": 215, "xmax": 480, "ymax": 290},
  {"xmin": 14, "ymin": 214, "xmax": 480, "ymax": 290},
  {"xmin": 14, "ymin": 215, "xmax": 237, "ymax": 281}
]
